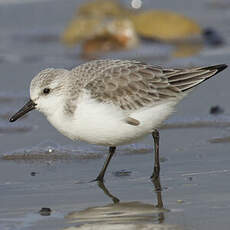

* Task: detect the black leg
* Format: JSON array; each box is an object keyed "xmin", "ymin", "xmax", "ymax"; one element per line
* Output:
[
  {"xmin": 151, "ymin": 129, "xmax": 160, "ymax": 180},
  {"xmin": 95, "ymin": 146, "xmax": 116, "ymax": 182}
]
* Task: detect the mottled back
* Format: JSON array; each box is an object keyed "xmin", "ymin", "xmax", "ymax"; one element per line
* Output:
[{"xmin": 68, "ymin": 59, "xmax": 220, "ymax": 111}]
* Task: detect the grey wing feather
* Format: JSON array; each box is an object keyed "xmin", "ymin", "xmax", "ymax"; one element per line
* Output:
[
  {"xmin": 85, "ymin": 62, "xmax": 180, "ymax": 110},
  {"xmin": 85, "ymin": 60, "xmax": 227, "ymax": 111},
  {"xmin": 166, "ymin": 64, "xmax": 227, "ymax": 92}
]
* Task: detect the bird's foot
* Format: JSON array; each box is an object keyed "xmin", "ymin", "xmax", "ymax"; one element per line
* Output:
[{"xmin": 90, "ymin": 175, "xmax": 104, "ymax": 183}]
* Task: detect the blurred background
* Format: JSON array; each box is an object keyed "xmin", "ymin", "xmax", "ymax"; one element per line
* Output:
[
  {"xmin": 1, "ymin": 0, "xmax": 229, "ymax": 153},
  {"xmin": 0, "ymin": 1, "xmax": 230, "ymax": 230}
]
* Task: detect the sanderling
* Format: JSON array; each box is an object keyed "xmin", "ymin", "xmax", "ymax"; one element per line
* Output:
[{"xmin": 9, "ymin": 59, "xmax": 227, "ymax": 181}]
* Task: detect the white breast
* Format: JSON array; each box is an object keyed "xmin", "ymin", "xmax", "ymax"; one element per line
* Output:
[{"xmin": 47, "ymin": 92, "xmax": 177, "ymax": 146}]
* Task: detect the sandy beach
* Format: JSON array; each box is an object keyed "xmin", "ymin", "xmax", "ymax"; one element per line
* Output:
[{"xmin": 0, "ymin": 0, "xmax": 230, "ymax": 229}]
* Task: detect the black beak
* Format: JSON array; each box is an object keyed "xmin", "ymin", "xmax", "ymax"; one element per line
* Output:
[{"xmin": 9, "ymin": 99, "xmax": 37, "ymax": 122}]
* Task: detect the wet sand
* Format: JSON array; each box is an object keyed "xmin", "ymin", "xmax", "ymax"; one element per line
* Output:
[{"xmin": 1, "ymin": 0, "xmax": 230, "ymax": 229}]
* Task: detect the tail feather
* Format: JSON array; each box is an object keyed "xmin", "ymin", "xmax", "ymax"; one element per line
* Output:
[{"xmin": 167, "ymin": 64, "xmax": 227, "ymax": 92}]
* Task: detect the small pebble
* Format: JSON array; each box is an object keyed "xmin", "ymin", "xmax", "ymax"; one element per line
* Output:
[
  {"xmin": 48, "ymin": 148, "xmax": 53, "ymax": 153},
  {"xmin": 203, "ymin": 28, "xmax": 224, "ymax": 46},
  {"xmin": 210, "ymin": 105, "xmax": 224, "ymax": 115},
  {"xmin": 39, "ymin": 207, "xmax": 52, "ymax": 216},
  {"xmin": 177, "ymin": 200, "xmax": 184, "ymax": 204},
  {"xmin": 30, "ymin": 172, "xmax": 37, "ymax": 176},
  {"xmin": 113, "ymin": 169, "xmax": 132, "ymax": 177},
  {"xmin": 160, "ymin": 157, "xmax": 168, "ymax": 162}
]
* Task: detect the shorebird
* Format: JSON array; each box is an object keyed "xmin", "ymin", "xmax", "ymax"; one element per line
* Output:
[{"xmin": 9, "ymin": 59, "xmax": 227, "ymax": 181}]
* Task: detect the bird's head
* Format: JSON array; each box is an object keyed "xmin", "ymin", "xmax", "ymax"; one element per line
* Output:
[{"xmin": 9, "ymin": 68, "xmax": 69, "ymax": 122}]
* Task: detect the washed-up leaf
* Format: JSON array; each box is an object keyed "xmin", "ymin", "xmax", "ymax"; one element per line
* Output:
[
  {"xmin": 82, "ymin": 18, "xmax": 138, "ymax": 54},
  {"xmin": 61, "ymin": 16, "xmax": 102, "ymax": 45},
  {"xmin": 130, "ymin": 10, "xmax": 202, "ymax": 41},
  {"xmin": 77, "ymin": 0, "xmax": 129, "ymax": 17}
]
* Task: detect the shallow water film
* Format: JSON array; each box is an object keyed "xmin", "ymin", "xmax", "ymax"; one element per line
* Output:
[{"xmin": 1, "ymin": 0, "xmax": 230, "ymax": 230}]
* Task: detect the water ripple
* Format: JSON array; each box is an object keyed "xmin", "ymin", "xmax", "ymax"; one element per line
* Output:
[
  {"xmin": 0, "ymin": 142, "xmax": 152, "ymax": 162},
  {"xmin": 0, "ymin": 120, "xmax": 33, "ymax": 134}
]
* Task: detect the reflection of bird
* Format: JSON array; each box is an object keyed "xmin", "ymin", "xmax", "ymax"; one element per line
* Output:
[
  {"xmin": 65, "ymin": 223, "xmax": 178, "ymax": 230},
  {"xmin": 9, "ymin": 59, "xmax": 227, "ymax": 181},
  {"xmin": 64, "ymin": 179, "xmax": 167, "ymax": 230},
  {"xmin": 65, "ymin": 201, "xmax": 169, "ymax": 229}
]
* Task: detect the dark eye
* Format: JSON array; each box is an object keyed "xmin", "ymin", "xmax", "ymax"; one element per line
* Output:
[{"xmin": 43, "ymin": 88, "xmax": 50, "ymax": 94}]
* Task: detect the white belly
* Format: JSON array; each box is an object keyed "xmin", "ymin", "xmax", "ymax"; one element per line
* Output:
[{"xmin": 47, "ymin": 93, "xmax": 177, "ymax": 146}]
